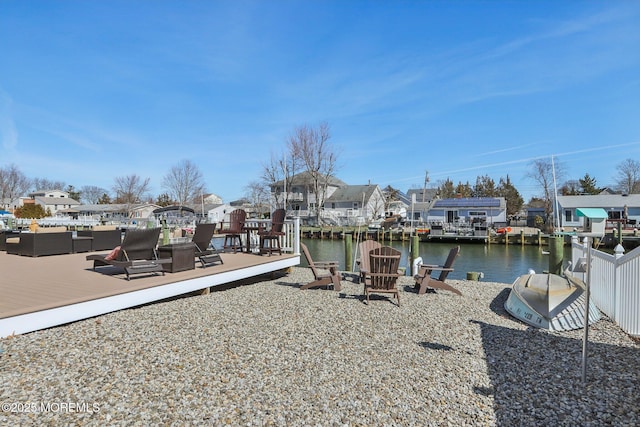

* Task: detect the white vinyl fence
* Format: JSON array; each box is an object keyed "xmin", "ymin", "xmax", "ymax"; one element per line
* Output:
[
  {"xmin": 570, "ymin": 236, "xmax": 640, "ymax": 336},
  {"xmin": 241, "ymin": 217, "xmax": 300, "ymax": 254}
]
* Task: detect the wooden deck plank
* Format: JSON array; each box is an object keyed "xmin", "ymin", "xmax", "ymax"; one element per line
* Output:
[{"xmin": 0, "ymin": 250, "xmax": 299, "ymax": 324}]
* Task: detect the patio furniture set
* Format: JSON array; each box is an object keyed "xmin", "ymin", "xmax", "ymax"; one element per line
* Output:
[
  {"xmin": 300, "ymin": 239, "xmax": 462, "ymax": 306},
  {"xmin": 2, "ymin": 209, "xmax": 288, "ymax": 281}
]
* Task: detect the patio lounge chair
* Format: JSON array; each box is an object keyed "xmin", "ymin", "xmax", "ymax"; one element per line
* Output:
[
  {"xmin": 86, "ymin": 228, "xmax": 169, "ymax": 280},
  {"xmin": 413, "ymin": 246, "xmax": 462, "ymax": 296},
  {"xmin": 192, "ymin": 223, "xmax": 223, "ymax": 267},
  {"xmin": 258, "ymin": 208, "xmax": 286, "ymax": 256},
  {"xmin": 365, "ymin": 246, "xmax": 402, "ymax": 306},
  {"xmin": 299, "ymin": 242, "xmax": 341, "ymax": 291},
  {"xmin": 356, "ymin": 239, "xmax": 382, "ymax": 284},
  {"xmin": 221, "ymin": 209, "xmax": 246, "ymax": 253}
]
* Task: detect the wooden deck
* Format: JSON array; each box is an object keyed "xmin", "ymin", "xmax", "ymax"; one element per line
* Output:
[{"xmin": 0, "ymin": 250, "xmax": 300, "ymax": 338}]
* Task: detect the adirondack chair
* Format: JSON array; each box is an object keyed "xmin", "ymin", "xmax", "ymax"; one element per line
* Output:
[
  {"xmin": 365, "ymin": 246, "xmax": 402, "ymax": 306},
  {"xmin": 221, "ymin": 209, "xmax": 246, "ymax": 253},
  {"xmin": 356, "ymin": 239, "xmax": 382, "ymax": 285},
  {"xmin": 299, "ymin": 242, "xmax": 341, "ymax": 291},
  {"xmin": 259, "ymin": 208, "xmax": 286, "ymax": 256},
  {"xmin": 413, "ymin": 246, "xmax": 462, "ymax": 295}
]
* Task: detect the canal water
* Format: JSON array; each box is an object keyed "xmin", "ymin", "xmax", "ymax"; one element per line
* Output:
[{"xmin": 301, "ymin": 239, "xmax": 572, "ymax": 284}]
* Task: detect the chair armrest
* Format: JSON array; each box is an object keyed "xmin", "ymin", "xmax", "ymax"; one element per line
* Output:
[
  {"xmin": 315, "ymin": 261, "xmax": 339, "ymax": 269},
  {"xmin": 427, "ymin": 266, "xmax": 453, "ymax": 272}
]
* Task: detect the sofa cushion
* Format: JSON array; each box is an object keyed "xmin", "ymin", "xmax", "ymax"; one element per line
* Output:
[
  {"xmin": 93, "ymin": 225, "xmax": 117, "ymax": 231},
  {"xmin": 35, "ymin": 226, "xmax": 68, "ymax": 234}
]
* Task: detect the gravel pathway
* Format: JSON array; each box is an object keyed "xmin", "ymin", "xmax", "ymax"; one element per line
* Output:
[{"xmin": 1, "ymin": 267, "xmax": 638, "ymax": 426}]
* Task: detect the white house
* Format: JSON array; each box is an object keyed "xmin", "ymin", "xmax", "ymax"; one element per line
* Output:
[
  {"xmin": 27, "ymin": 189, "xmax": 81, "ymax": 216},
  {"xmin": 207, "ymin": 204, "xmax": 234, "ymax": 225},
  {"xmin": 556, "ymin": 194, "xmax": 640, "ymax": 229},
  {"xmin": 323, "ymin": 184, "xmax": 386, "ymax": 225},
  {"xmin": 424, "ymin": 197, "xmax": 507, "ymax": 226}
]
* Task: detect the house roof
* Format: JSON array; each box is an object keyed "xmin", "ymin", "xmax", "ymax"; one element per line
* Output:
[
  {"xmin": 273, "ymin": 171, "xmax": 347, "ymax": 188},
  {"xmin": 325, "ymin": 184, "xmax": 380, "ymax": 202},
  {"xmin": 35, "ymin": 196, "xmax": 80, "ymax": 205},
  {"xmin": 557, "ymin": 194, "xmax": 640, "ymax": 209},
  {"xmin": 432, "ymin": 197, "xmax": 505, "ymax": 209}
]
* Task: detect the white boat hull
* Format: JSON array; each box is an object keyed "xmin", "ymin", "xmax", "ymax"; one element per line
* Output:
[{"xmin": 504, "ymin": 273, "xmax": 601, "ymax": 331}]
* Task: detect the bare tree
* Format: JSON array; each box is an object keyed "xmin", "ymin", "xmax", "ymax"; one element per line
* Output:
[
  {"xmin": 161, "ymin": 160, "xmax": 206, "ymax": 208},
  {"xmin": 31, "ymin": 177, "xmax": 66, "ymax": 191},
  {"xmin": 0, "ymin": 164, "xmax": 31, "ymax": 210},
  {"xmin": 245, "ymin": 180, "xmax": 270, "ymax": 217},
  {"xmin": 288, "ymin": 121, "xmax": 339, "ymax": 223},
  {"xmin": 80, "ymin": 185, "xmax": 109, "ymax": 204},
  {"xmin": 526, "ymin": 157, "xmax": 566, "ymax": 229},
  {"xmin": 112, "ymin": 174, "xmax": 151, "ymax": 215},
  {"xmin": 261, "ymin": 150, "xmax": 302, "ymax": 211},
  {"xmin": 614, "ymin": 158, "xmax": 640, "ymax": 194}
]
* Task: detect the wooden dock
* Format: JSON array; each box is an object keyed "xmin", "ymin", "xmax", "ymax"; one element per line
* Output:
[{"xmin": 0, "ymin": 250, "xmax": 299, "ymax": 338}]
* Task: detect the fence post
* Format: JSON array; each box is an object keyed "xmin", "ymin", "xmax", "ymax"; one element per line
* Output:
[
  {"xmin": 613, "ymin": 243, "xmax": 625, "ymax": 320},
  {"xmin": 293, "ymin": 217, "xmax": 300, "ymax": 254}
]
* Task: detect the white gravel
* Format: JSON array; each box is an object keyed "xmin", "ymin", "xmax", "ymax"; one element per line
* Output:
[{"xmin": 1, "ymin": 267, "xmax": 638, "ymax": 426}]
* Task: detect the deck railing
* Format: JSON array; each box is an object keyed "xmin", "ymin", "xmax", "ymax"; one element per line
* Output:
[
  {"xmin": 570, "ymin": 236, "xmax": 640, "ymax": 336},
  {"xmin": 242, "ymin": 217, "xmax": 300, "ymax": 254}
]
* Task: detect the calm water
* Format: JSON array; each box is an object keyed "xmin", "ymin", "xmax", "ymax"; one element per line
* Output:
[{"xmin": 301, "ymin": 238, "xmax": 572, "ymax": 284}]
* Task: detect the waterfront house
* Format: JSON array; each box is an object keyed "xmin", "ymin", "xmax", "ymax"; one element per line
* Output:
[
  {"xmin": 556, "ymin": 194, "xmax": 640, "ymax": 229},
  {"xmin": 269, "ymin": 171, "xmax": 346, "ymax": 224},
  {"xmin": 323, "ymin": 184, "xmax": 386, "ymax": 225},
  {"xmin": 423, "ymin": 197, "xmax": 508, "ymax": 227},
  {"xmin": 405, "ymin": 189, "xmax": 439, "ymax": 225},
  {"xmin": 27, "ymin": 189, "xmax": 81, "ymax": 216}
]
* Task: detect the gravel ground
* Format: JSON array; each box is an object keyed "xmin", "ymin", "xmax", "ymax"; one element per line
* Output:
[{"xmin": 1, "ymin": 267, "xmax": 638, "ymax": 426}]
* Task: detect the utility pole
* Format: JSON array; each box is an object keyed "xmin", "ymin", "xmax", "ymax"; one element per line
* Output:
[{"xmin": 422, "ymin": 170, "xmax": 430, "ymax": 203}]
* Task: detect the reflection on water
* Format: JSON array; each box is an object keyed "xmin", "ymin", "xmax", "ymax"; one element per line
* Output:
[{"xmin": 301, "ymin": 239, "xmax": 572, "ymax": 284}]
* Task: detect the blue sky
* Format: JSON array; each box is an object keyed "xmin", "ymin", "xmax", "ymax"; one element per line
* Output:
[{"xmin": 1, "ymin": 1, "xmax": 640, "ymax": 203}]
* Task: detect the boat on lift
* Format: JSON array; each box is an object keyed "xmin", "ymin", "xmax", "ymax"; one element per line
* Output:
[{"xmin": 504, "ymin": 270, "xmax": 601, "ymax": 331}]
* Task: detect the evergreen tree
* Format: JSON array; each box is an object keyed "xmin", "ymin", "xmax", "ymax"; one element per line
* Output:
[
  {"xmin": 438, "ymin": 178, "xmax": 456, "ymax": 198},
  {"xmin": 497, "ymin": 175, "xmax": 524, "ymax": 217},
  {"xmin": 473, "ymin": 175, "xmax": 497, "ymax": 197},
  {"xmin": 14, "ymin": 204, "xmax": 47, "ymax": 218},
  {"xmin": 579, "ymin": 173, "xmax": 600, "ymax": 194},
  {"xmin": 455, "ymin": 181, "xmax": 473, "ymax": 198}
]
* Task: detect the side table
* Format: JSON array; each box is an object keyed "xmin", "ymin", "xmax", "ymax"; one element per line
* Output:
[
  {"xmin": 72, "ymin": 236, "xmax": 93, "ymax": 253},
  {"xmin": 158, "ymin": 243, "xmax": 196, "ymax": 273}
]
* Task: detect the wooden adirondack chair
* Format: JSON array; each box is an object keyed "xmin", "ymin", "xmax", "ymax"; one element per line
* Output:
[
  {"xmin": 357, "ymin": 239, "xmax": 382, "ymax": 285},
  {"xmin": 365, "ymin": 246, "xmax": 402, "ymax": 306},
  {"xmin": 414, "ymin": 246, "xmax": 462, "ymax": 295},
  {"xmin": 299, "ymin": 243, "xmax": 341, "ymax": 291}
]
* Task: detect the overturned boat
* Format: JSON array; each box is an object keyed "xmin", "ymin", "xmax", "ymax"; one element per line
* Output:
[{"xmin": 504, "ymin": 272, "xmax": 601, "ymax": 331}]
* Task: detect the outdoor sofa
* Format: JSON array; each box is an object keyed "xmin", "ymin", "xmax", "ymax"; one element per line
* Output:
[
  {"xmin": 77, "ymin": 225, "xmax": 122, "ymax": 251},
  {"xmin": 5, "ymin": 226, "xmax": 73, "ymax": 257}
]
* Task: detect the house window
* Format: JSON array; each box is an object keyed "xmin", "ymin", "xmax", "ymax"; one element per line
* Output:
[
  {"xmin": 331, "ymin": 203, "xmax": 335, "ymax": 209},
  {"xmin": 353, "ymin": 202, "xmax": 359, "ymax": 209},
  {"xmin": 608, "ymin": 210, "xmax": 622, "ymax": 220},
  {"xmin": 565, "ymin": 210, "xmax": 573, "ymax": 222}
]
